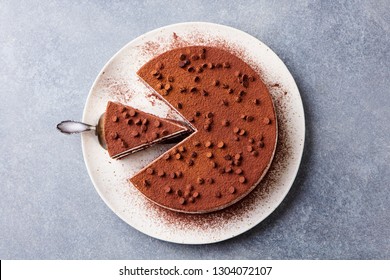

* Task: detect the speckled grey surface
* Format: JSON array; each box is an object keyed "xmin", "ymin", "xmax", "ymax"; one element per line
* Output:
[{"xmin": 1, "ymin": 0, "xmax": 389, "ymax": 259}]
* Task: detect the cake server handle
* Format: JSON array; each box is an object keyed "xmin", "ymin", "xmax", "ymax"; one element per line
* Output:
[{"xmin": 56, "ymin": 120, "xmax": 96, "ymax": 134}]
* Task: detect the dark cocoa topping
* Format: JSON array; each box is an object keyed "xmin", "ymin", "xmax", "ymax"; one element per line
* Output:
[
  {"xmin": 177, "ymin": 102, "xmax": 183, "ymax": 109},
  {"xmin": 239, "ymin": 90, "xmax": 246, "ymax": 96},
  {"xmin": 224, "ymin": 154, "xmax": 232, "ymax": 161}
]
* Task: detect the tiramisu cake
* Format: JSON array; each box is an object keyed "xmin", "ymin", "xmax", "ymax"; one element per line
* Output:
[
  {"xmin": 130, "ymin": 46, "xmax": 278, "ymax": 213},
  {"xmin": 104, "ymin": 101, "xmax": 190, "ymax": 159}
]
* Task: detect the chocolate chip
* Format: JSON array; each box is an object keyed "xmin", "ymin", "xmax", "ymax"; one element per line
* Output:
[
  {"xmin": 177, "ymin": 102, "xmax": 183, "ymax": 109},
  {"xmin": 221, "ymin": 119, "xmax": 230, "ymax": 126},
  {"xmin": 188, "ymin": 66, "xmax": 195, "ymax": 73},
  {"xmin": 212, "ymin": 80, "xmax": 219, "ymax": 86},
  {"xmin": 234, "ymin": 159, "xmax": 241, "ymax": 166},
  {"xmin": 194, "ymin": 76, "xmax": 200, "ymax": 83},
  {"xmin": 178, "ymin": 60, "xmax": 187, "ymax": 68},
  {"xmin": 201, "ymin": 48, "xmax": 206, "ymax": 54},
  {"xmin": 175, "ymin": 153, "xmax": 182, "ymax": 160},
  {"xmin": 146, "ymin": 168, "xmax": 154, "ymax": 175},
  {"xmin": 202, "ymin": 89, "xmax": 209, "ymax": 96},
  {"xmin": 132, "ymin": 131, "xmax": 140, "ymax": 138},
  {"xmin": 179, "ymin": 54, "xmax": 186, "ymax": 60},
  {"xmin": 135, "ymin": 119, "xmax": 142, "ymax": 125},
  {"xmin": 223, "ymin": 62, "xmax": 230, "ymax": 68},
  {"xmin": 263, "ymin": 117, "xmax": 271, "ymax": 124},
  {"xmin": 235, "ymin": 96, "xmax": 242, "ymax": 103},
  {"xmin": 206, "ymin": 152, "xmax": 213, "ymax": 158},
  {"xmin": 179, "ymin": 197, "xmax": 186, "ymax": 205},
  {"xmin": 195, "ymin": 111, "xmax": 201, "ymax": 117},
  {"xmin": 154, "ymin": 120, "xmax": 161, "ymax": 128},
  {"xmin": 205, "ymin": 141, "xmax": 213, "ymax": 148},
  {"xmin": 242, "ymin": 74, "xmax": 249, "ymax": 88},
  {"xmin": 127, "ymin": 119, "xmax": 133, "ymax": 125},
  {"xmin": 220, "ymin": 99, "xmax": 229, "ymax": 106},
  {"xmin": 188, "ymin": 159, "xmax": 194, "ymax": 166},
  {"xmin": 235, "ymin": 168, "xmax": 243, "ymax": 175},
  {"xmin": 112, "ymin": 116, "xmax": 118, "ymax": 122},
  {"xmin": 156, "ymin": 73, "xmax": 163, "ymax": 80},
  {"xmin": 239, "ymin": 176, "xmax": 246, "ymax": 183},
  {"xmin": 184, "ymin": 190, "xmax": 191, "ymax": 198},
  {"xmin": 164, "ymin": 84, "xmax": 172, "ymax": 91},
  {"xmin": 239, "ymin": 90, "xmax": 246, "ymax": 96},
  {"xmin": 178, "ymin": 146, "xmax": 186, "ymax": 152},
  {"xmin": 197, "ymin": 178, "xmax": 204, "ymax": 184},
  {"xmin": 163, "ymin": 153, "xmax": 171, "ymax": 160},
  {"xmin": 258, "ymin": 141, "xmax": 265, "ymax": 148},
  {"xmin": 121, "ymin": 140, "xmax": 127, "ymax": 148},
  {"xmin": 247, "ymin": 146, "xmax": 254, "ymax": 152},
  {"xmin": 229, "ymin": 186, "xmax": 236, "ymax": 194},
  {"xmin": 224, "ymin": 154, "xmax": 232, "ymax": 161},
  {"xmin": 202, "ymin": 63, "xmax": 208, "ymax": 68},
  {"xmin": 155, "ymin": 62, "xmax": 164, "ymax": 70},
  {"xmin": 158, "ymin": 170, "xmax": 165, "ymax": 177},
  {"xmin": 129, "ymin": 109, "xmax": 137, "ymax": 117},
  {"xmin": 164, "ymin": 186, "xmax": 172, "ymax": 193},
  {"xmin": 176, "ymin": 189, "xmax": 183, "ymax": 196},
  {"xmin": 190, "ymin": 86, "xmax": 197, "ymax": 92},
  {"xmin": 253, "ymin": 99, "xmax": 260, "ymax": 105},
  {"xmin": 143, "ymin": 179, "xmax": 150, "ymax": 187},
  {"xmin": 217, "ymin": 141, "xmax": 225, "ymax": 148},
  {"xmin": 111, "ymin": 132, "xmax": 118, "ymax": 139},
  {"xmin": 206, "ymin": 178, "xmax": 214, "ymax": 184}
]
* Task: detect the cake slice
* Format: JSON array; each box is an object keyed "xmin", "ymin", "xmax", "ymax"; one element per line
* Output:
[{"xmin": 104, "ymin": 101, "xmax": 191, "ymax": 159}]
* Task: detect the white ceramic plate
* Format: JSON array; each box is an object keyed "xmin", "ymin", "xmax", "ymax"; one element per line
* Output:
[{"xmin": 81, "ymin": 22, "xmax": 305, "ymax": 244}]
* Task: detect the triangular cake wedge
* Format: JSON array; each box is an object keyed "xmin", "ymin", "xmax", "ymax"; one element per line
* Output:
[
  {"xmin": 104, "ymin": 101, "xmax": 191, "ymax": 159},
  {"xmin": 130, "ymin": 46, "xmax": 278, "ymax": 213}
]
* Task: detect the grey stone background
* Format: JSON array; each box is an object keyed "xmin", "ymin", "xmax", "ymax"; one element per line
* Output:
[{"xmin": 1, "ymin": 0, "xmax": 389, "ymax": 259}]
